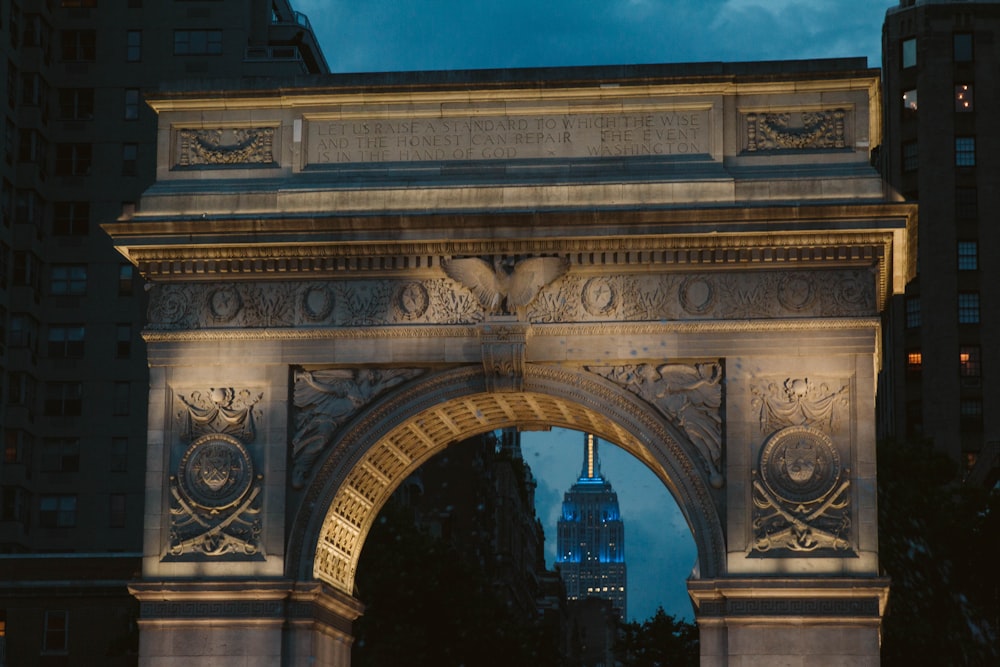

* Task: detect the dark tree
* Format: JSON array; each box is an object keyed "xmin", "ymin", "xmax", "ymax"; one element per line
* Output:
[{"xmin": 617, "ymin": 607, "xmax": 699, "ymax": 667}]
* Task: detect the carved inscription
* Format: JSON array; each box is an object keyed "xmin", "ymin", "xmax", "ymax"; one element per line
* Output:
[{"xmin": 307, "ymin": 110, "xmax": 709, "ymax": 165}]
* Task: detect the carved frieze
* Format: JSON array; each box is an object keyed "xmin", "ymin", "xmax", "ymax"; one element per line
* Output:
[
  {"xmin": 291, "ymin": 368, "xmax": 425, "ymax": 488},
  {"xmin": 750, "ymin": 377, "xmax": 849, "ymax": 434},
  {"xmin": 146, "ymin": 269, "xmax": 876, "ymax": 331},
  {"xmin": 744, "ymin": 109, "xmax": 847, "ymax": 152},
  {"xmin": 169, "ymin": 387, "xmax": 264, "ymax": 558},
  {"xmin": 176, "ymin": 127, "xmax": 276, "ymax": 168},
  {"xmin": 588, "ymin": 362, "xmax": 724, "ymax": 488},
  {"xmin": 752, "ymin": 426, "xmax": 851, "ymax": 553}
]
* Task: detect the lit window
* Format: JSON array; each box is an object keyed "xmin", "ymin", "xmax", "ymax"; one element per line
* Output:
[
  {"xmin": 39, "ymin": 496, "xmax": 77, "ymax": 529},
  {"xmin": 958, "ymin": 241, "xmax": 977, "ymax": 271},
  {"xmin": 955, "ymin": 84, "xmax": 973, "ymax": 112},
  {"xmin": 959, "ymin": 346, "xmax": 981, "ymax": 377},
  {"xmin": 50, "ymin": 264, "xmax": 87, "ymax": 295},
  {"xmin": 954, "ymin": 33, "xmax": 973, "ymax": 62},
  {"xmin": 905, "ymin": 297, "xmax": 920, "ymax": 328},
  {"xmin": 958, "ymin": 292, "xmax": 980, "ymax": 324},
  {"xmin": 906, "ymin": 350, "xmax": 922, "ymax": 373},
  {"xmin": 902, "ymin": 38, "xmax": 916, "ymax": 68},
  {"xmin": 902, "ymin": 141, "xmax": 918, "ymax": 171},
  {"xmin": 902, "ymin": 89, "xmax": 917, "ymax": 112},
  {"xmin": 43, "ymin": 610, "xmax": 69, "ymax": 653},
  {"xmin": 955, "ymin": 137, "xmax": 975, "ymax": 167}
]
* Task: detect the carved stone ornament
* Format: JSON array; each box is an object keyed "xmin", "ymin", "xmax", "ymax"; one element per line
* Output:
[
  {"xmin": 177, "ymin": 127, "xmax": 276, "ymax": 167},
  {"xmin": 750, "ymin": 377, "xmax": 849, "ymax": 434},
  {"xmin": 752, "ymin": 426, "xmax": 851, "ymax": 553},
  {"xmin": 479, "ymin": 317, "xmax": 530, "ymax": 393},
  {"xmin": 744, "ymin": 109, "xmax": 847, "ymax": 152},
  {"xmin": 588, "ymin": 362, "xmax": 724, "ymax": 488},
  {"xmin": 176, "ymin": 387, "xmax": 263, "ymax": 443},
  {"xmin": 291, "ymin": 368, "xmax": 425, "ymax": 488},
  {"xmin": 442, "ymin": 255, "xmax": 570, "ymax": 319},
  {"xmin": 169, "ymin": 433, "xmax": 262, "ymax": 557}
]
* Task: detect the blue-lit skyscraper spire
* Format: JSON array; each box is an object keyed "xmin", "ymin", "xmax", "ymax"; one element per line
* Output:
[{"xmin": 556, "ymin": 433, "xmax": 627, "ymax": 619}]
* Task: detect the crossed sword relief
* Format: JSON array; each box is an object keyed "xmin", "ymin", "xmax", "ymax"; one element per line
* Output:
[
  {"xmin": 169, "ymin": 479, "xmax": 261, "ymax": 556},
  {"xmin": 752, "ymin": 474, "xmax": 851, "ymax": 552}
]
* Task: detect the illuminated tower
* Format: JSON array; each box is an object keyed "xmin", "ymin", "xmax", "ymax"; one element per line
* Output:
[{"xmin": 556, "ymin": 433, "xmax": 627, "ymax": 620}]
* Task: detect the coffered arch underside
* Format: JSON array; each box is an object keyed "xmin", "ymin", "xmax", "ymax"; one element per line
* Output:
[{"xmin": 296, "ymin": 365, "xmax": 724, "ymax": 596}]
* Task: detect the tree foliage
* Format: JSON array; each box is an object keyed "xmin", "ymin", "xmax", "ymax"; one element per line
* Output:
[
  {"xmin": 616, "ymin": 607, "xmax": 699, "ymax": 667},
  {"xmin": 878, "ymin": 439, "xmax": 998, "ymax": 665}
]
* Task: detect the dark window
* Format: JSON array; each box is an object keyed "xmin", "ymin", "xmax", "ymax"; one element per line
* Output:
[
  {"xmin": 53, "ymin": 201, "xmax": 90, "ymax": 235},
  {"xmin": 118, "ymin": 264, "xmax": 134, "ymax": 296},
  {"xmin": 44, "ymin": 382, "xmax": 82, "ymax": 416},
  {"xmin": 126, "ymin": 29, "xmax": 141, "ymax": 62},
  {"xmin": 122, "ymin": 142, "xmax": 137, "ymax": 175},
  {"xmin": 902, "ymin": 141, "xmax": 918, "ymax": 171},
  {"xmin": 20, "ymin": 71, "xmax": 48, "ymax": 107},
  {"xmin": 60, "ymin": 29, "xmax": 96, "ymax": 61},
  {"xmin": 41, "ymin": 438, "xmax": 80, "ymax": 472},
  {"xmin": 958, "ymin": 292, "xmax": 980, "ymax": 324},
  {"xmin": 8, "ymin": 314, "xmax": 39, "ymax": 349},
  {"xmin": 15, "ymin": 188, "xmax": 44, "ymax": 226},
  {"xmin": 109, "ymin": 494, "xmax": 126, "ymax": 527},
  {"xmin": 1, "ymin": 179, "xmax": 12, "ymax": 224},
  {"xmin": 6, "ymin": 62, "xmax": 18, "ymax": 109},
  {"xmin": 960, "ymin": 399, "xmax": 983, "ymax": 432},
  {"xmin": 58, "ymin": 88, "xmax": 94, "ymax": 120},
  {"xmin": 39, "ymin": 497, "xmax": 76, "ymax": 529},
  {"xmin": 13, "ymin": 251, "xmax": 41, "ymax": 291},
  {"xmin": 113, "ymin": 382, "xmax": 130, "ymax": 416},
  {"xmin": 955, "ymin": 84, "xmax": 973, "ymax": 112},
  {"xmin": 50, "ymin": 264, "xmax": 87, "ymax": 295},
  {"xmin": 905, "ymin": 297, "xmax": 920, "ymax": 328},
  {"xmin": 115, "ymin": 324, "xmax": 132, "ymax": 358},
  {"xmin": 902, "ymin": 38, "xmax": 916, "ymax": 68},
  {"xmin": 960, "ymin": 346, "xmax": 981, "ymax": 377},
  {"xmin": 3, "ymin": 429, "xmax": 33, "ymax": 465},
  {"xmin": 124, "ymin": 88, "xmax": 139, "ymax": 120},
  {"xmin": 954, "ymin": 33, "xmax": 973, "ymax": 62},
  {"xmin": 46, "ymin": 324, "xmax": 85, "ymax": 358},
  {"xmin": 55, "ymin": 143, "xmax": 92, "ymax": 175},
  {"xmin": 7, "ymin": 372, "xmax": 37, "ymax": 408},
  {"xmin": 956, "ymin": 187, "xmax": 978, "ymax": 218},
  {"xmin": 43, "ymin": 609, "xmax": 69, "ymax": 653},
  {"xmin": 0, "ymin": 241, "xmax": 8, "ymax": 288},
  {"xmin": 110, "ymin": 437, "xmax": 128, "ymax": 472},
  {"xmin": 955, "ymin": 137, "xmax": 975, "ymax": 167},
  {"xmin": 958, "ymin": 241, "xmax": 977, "ymax": 271},
  {"xmin": 17, "ymin": 129, "xmax": 46, "ymax": 164},
  {"xmin": 174, "ymin": 29, "xmax": 222, "ymax": 55},
  {"xmin": 1, "ymin": 485, "xmax": 30, "ymax": 524}
]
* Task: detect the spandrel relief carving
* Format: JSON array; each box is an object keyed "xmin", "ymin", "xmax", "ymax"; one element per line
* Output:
[
  {"xmin": 176, "ymin": 127, "xmax": 276, "ymax": 167},
  {"xmin": 169, "ymin": 388, "xmax": 264, "ymax": 558},
  {"xmin": 589, "ymin": 362, "xmax": 724, "ymax": 488},
  {"xmin": 752, "ymin": 426, "xmax": 851, "ymax": 553},
  {"xmin": 744, "ymin": 109, "xmax": 848, "ymax": 152},
  {"xmin": 291, "ymin": 368, "xmax": 424, "ymax": 488},
  {"xmin": 750, "ymin": 377, "xmax": 848, "ymax": 434}
]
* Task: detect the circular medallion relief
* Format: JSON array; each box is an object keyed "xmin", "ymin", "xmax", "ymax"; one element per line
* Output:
[
  {"xmin": 178, "ymin": 433, "xmax": 254, "ymax": 511},
  {"xmin": 582, "ymin": 277, "xmax": 615, "ymax": 315},
  {"xmin": 777, "ymin": 273, "xmax": 816, "ymax": 311},
  {"xmin": 679, "ymin": 276, "xmax": 715, "ymax": 315},
  {"xmin": 394, "ymin": 282, "xmax": 429, "ymax": 320},
  {"xmin": 208, "ymin": 286, "xmax": 242, "ymax": 323},
  {"xmin": 759, "ymin": 426, "xmax": 840, "ymax": 504},
  {"xmin": 302, "ymin": 285, "xmax": 334, "ymax": 321}
]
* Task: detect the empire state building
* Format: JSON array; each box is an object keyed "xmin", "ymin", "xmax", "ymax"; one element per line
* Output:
[{"xmin": 556, "ymin": 433, "xmax": 627, "ymax": 619}]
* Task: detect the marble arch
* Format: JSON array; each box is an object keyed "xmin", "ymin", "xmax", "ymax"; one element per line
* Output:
[{"xmin": 109, "ymin": 61, "xmax": 914, "ymax": 666}]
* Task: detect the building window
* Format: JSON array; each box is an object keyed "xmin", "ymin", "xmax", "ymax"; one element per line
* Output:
[
  {"xmin": 955, "ymin": 187, "xmax": 978, "ymax": 219},
  {"xmin": 955, "ymin": 137, "xmax": 975, "ymax": 167},
  {"xmin": 50, "ymin": 264, "xmax": 87, "ymax": 295},
  {"xmin": 955, "ymin": 84, "xmax": 973, "ymax": 112},
  {"xmin": 960, "ymin": 346, "xmax": 981, "ymax": 377},
  {"xmin": 55, "ymin": 143, "xmax": 93, "ymax": 176},
  {"xmin": 53, "ymin": 201, "xmax": 90, "ymax": 235},
  {"xmin": 3, "ymin": 429, "xmax": 33, "ymax": 465},
  {"xmin": 958, "ymin": 241, "xmax": 977, "ymax": 270},
  {"xmin": 174, "ymin": 29, "xmax": 222, "ymax": 55},
  {"xmin": 39, "ymin": 496, "xmax": 77, "ymax": 529},
  {"xmin": 42, "ymin": 610, "xmax": 69, "ymax": 653},
  {"xmin": 906, "ymin": 350, "xmax": 922, "ymax": 374},
  {"xmin": 17, "ymin": 128, "xmax": 46, "ymax": 164},
  {"xmin": 8, "ymin": 314, "xmax": 39, "ymax": 350},
  {"xmin": 902, "ymin": 38, "xmax": 916, "ymax": 68},
  {"xmin": 119, "ymin": 264, "xmax": 134, "ymax": 296},
  {"xmin": 905, "ymin": 297, "xmax": 920, "ymax": 328},
  {"xmin": 46, "ymin": 324, "xmax": 85, "ymax": 358},
  {"xmin": 44, "ymin": 382, "xmax": 83, "ymax": 417},
  {"xmin": 110, "ymin": 437, "xmax": 128, "ymax": 472},
  {"xmin": 113, "ymin": 382, "xmax": 130, "ymax": 416},
  {"xmin": 7, "ymin": 372, "xmax": 38, "ymax": 409},
  {"xmin": 60, "ymin": 29, "xmax": 96, "ymax": 62},
  {"xmin": 20, "ymin": 71, "xmax": 48, "ymax": 107},
  {"xmin": 126, "ymin": 29, "xmax": 142, "ymax": 62},
  {"xmin": 3, "ymin": 119, "xmax": 14, "ymax": 162},
  {"xmin": 958, "ymin": 292, "xmax": 980, "ymax": 324},
  {"xmin": 902, "ymin": 88, "xmax": 917, "ymax": 112},
  {"xmin": 902, "ymin": 141, "xmax": 918, "ymax": 171},
  {"xmin": 1, "ymin": 485, "xmax": 30, "ymax": 524},
  {"xmin": 124, "ymin": 88, "xmax": 140, "ymax": 120},
  {"xmin": 122, "ymin": 142, "xmax": 137, "ymax": 175},
  {"xmin": 109, "ymin": 494, "xmax": 127, "ymax": 527},
  {"xmin": 954, "ymin": 33, "xmax": 973, "ymax": 62},
  {"xmin": 41, "ymin": 438, "xmax": 80, "ymax": 472},
  {"xmin": 58, "ymin": 88, "xmax": 94, "ymax": 120},
  {"xmin": 960, "ymin": 399, "xmax": 983, "ymax": 432},
  {"xmin": 116, "ymin": 324, "xmax": 132, "ymax": 358}
]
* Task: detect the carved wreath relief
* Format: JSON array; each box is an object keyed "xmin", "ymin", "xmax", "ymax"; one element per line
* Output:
[
  {"xmin": 169, "ymin": 387, "xmax": 263, "ymax": 557},
  {"xmin": 744, "ymin": 109, "xmax": 848, "ymax": 152},
  {"xmin": 749, "ymin": 378, "xmax": 851, "ymax": 554},
  {"xmin": 589, "ymin": 362, "xmax": 724, "ymax": 488},
  {"xmin": 176, "ymin": 127, "xmax": 276, "ymax": 167}
]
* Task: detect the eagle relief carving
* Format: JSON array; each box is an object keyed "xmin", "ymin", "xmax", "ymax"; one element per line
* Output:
[{"xmin": 442, "ymin": 256, "xmax": 570, "ymax": 319}]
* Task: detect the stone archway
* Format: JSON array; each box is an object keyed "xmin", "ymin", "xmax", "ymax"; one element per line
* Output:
[{"xmin": 111, "ymin": 62, "xmax": 914, "ymax": 665}]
